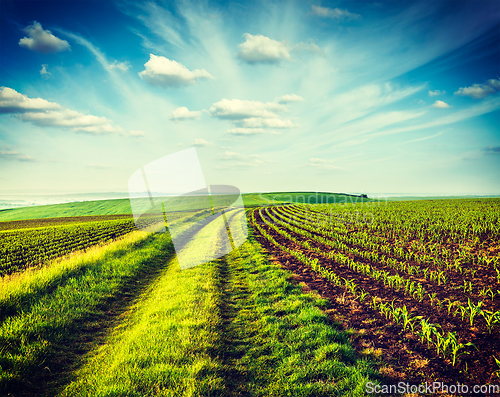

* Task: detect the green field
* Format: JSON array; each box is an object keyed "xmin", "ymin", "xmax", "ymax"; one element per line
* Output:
[
  {"xmin": 1, "ymin": 195, "xmax": 499, "ymax": 395},
  {"xmin": 0, "ymin": 192, "xmax": 369, "ymax": 222}
]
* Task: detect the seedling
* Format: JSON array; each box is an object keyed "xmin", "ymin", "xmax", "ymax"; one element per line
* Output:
[
  {"xmin": 446, "ymin": 332, "xmax": 477, "ymax": 366},
  {"xmin": 481, "ymin": 310, "xmax": 500, "ymax": 333}
]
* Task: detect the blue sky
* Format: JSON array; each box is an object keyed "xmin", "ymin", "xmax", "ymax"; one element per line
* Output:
[{"xmin": 0, "ymin": 0, "xmax": 499, "ymax": 196}]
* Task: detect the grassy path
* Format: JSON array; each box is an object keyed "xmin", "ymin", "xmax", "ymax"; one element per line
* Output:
[
  {"xmin": 0, "ymin": 231, "xmax": 175, "ymax": 396},
  {"xmin": 59, "ymin": 227, "xmax": 380, "ymax": 396}
]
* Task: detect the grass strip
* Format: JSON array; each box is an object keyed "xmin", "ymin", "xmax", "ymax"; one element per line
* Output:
[
  {"xmin": 59, "ymin": 249, "xmax": 225, "ymax": 396},
  {"xmin": 223, "ymin": 233, "xmax": 379, "ymax": 396}
]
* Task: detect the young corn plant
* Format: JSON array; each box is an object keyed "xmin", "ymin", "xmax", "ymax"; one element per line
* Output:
[
  {"xmin": 433, "ymin": 328, "xmax": 446, "ymax": 357},
  {"xmin": 446, "ymin": 332, "xmax": 477, "ymax": 366},
  {"xmin": 494, "ymin": 356, "xmax": 500, "ymax": 379},
  {"xmin": 358, "ymin": 289, "xmax": 369, "ymax": 302},
  {"xmin": 446, "ymin": 299, "xmax": 458, "ymax": 316},
  {"xmin": 481, "ymin": 310, "xmax": 500, "ymax": 333},
  {"xmin": 413, "ymin": 284, "xmax": 426, "ymax": 301},
  {"xmin": 399, "ymin": 306, "xmax": 423, "ymax": 332},
  {"xmin": 462, "ymin": 280, "xmax": 472, "ymax": 294},
  {"xmin": 465, "ymin": 298, "xmax": 484, "ymax": 326},
  {"xmin": 419, "ymin": 319, "xmax": 440, "ymax": 348}
]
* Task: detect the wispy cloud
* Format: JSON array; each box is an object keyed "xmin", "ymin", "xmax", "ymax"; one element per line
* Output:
[
  {"xmin": 0, "ymin": 148, "xmax": 36, "ymax": 162},
  {"xmin": 40, "ymin": 64, "xmax": 52, "ymax": 79},
  {"xmin": 276, "ymin": 94, "xmax": 305, "ymax": 104},
  {"xmin": 108, "ymin": 60, "xmax": 131, "ymax": 72},
  {"xmin": 130, "ymin": 130, "xmax": 146, "ymax": 137},
  {"xmin": 85, "ymin": 163, "xmax": 115, "ymax": 169},
  {"xmin": 306, "ymin": 158, "xmax": 345, "ymax": 171},
  {"xmin": 216, "ymin": 150, "xmax": 263, "ymax": 168},
  {"xmin": 310, "ymin": 5, "xmax": 361, "ymax": 21},
  {"xmin": 210, "ymin": 99, "xmax": 287, "ymax": 120},
  {"xmin": 226, "ymin": 127, "xmax": 280, "ymax": 135},
  {"xmin": 234, "ymin": 117, "xmax": 298, "ymax": 128},
  {"xmin": 482, "ymin": 146, "xmax": 500, "ymax": 155},
  {"xmin": 395, "ymin": 131, "xmax": 445, "ymax": 146},
  {"xmin": 429, "ymin": 90, "xmax": 445, "ymax": 96}
]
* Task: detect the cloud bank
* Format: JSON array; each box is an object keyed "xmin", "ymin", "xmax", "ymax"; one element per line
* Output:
[{"xmin": 0, "ymin": 87, "xmax": 121, "ymax": 134}]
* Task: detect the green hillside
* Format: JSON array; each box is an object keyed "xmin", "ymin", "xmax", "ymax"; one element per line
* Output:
[{"xmin": 0, "ymin": 192, "xmax": 368, "ymax": 222}]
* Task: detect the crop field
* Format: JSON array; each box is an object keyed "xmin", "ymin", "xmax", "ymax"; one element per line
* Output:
[
  {"xmin": 0, "ymin": 197, "xmax": 499, "ymax": 396},
  {"xmin": 251, "ymin": 198, "xmax": 500, "ymax": 387}
]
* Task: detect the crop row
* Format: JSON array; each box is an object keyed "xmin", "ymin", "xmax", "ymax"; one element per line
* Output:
[
  {"xmin": 262, "ymin": 207, "xmax": 500, "ymax": 333},
  {"xmin": 0, "ymin": 219, "xmax": 138, "ymax": 276},
  {"xmin": 251, "ymin": 209, "xmax": 480, "ymax": 367},
  {"xmin": 280, "ymin": 204, "xmax": 500, "ymax": 293},
  {"xmin": 283, "ymin": 204, "xmax": 499, "ymax": 272}
]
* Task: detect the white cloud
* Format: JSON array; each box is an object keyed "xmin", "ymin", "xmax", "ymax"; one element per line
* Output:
[
  {"xmin": 306, "ymin": 158, "xmax": 345, "ymax": 171},
  {"xmin": 19, "ymin": 22, "xmax": 70, "ymax": 54},
  {"xmin": 216, "ymin": 151, "xmax": 264, "ymax": 168},
  {"xmin": 454, "ymin": 79, "xmax": 500, "ymax": 99},
  {"xmin": 73, "ymin": 124, "xmax": 123, "ymax": 134},
  {"xmin": 292, "ymin": 41, "xmax": 323, "ymax": 56},
  {"xmin": 19, "ymin": 110, "xmax": 122, "ymax": 134},
  {"xmin": 0, "ymin": 86, "xmax": 61, "ymax": 113},
  {"xmin": 235, "ymin": 117, "xmax": 298, "ymax": 128},
  {"xmin": 226, "ymin": 127, "xmax": 268, "ymax": 135},
  {"xmin": 0, "ymin": 148, "xmax": 35, "ymax": 162},
  {"xmin": 138, "ymin": 54, "xmax": 213, "ymax": 87},
  {"xmin": 219, "ymin": 151, "xmax": 261, "ymax": 161},
  {"xmin": 192, "ymin": 138, "xmax": 213, "ymax": 147},
  {"xmin": 0, "ymin": 87, "xmax": 121, "ymax": 134},
  {"xmin": 18, "ymin": 109, "xmax": 108, "ymax": 127},
  {"xmin": 130, "ymin": 130, "xmax": 146, "ymax": 137},
  {"xmin": 310, "ymin": 5, "xmax": 361, "ymax": 21},
  {"xmin": 107, "ymin": 60, "xmax": 131, "ymax": 71},
  {"xmin": 210, "ymin": 99, "xmax": 287, "ymax": 120},
  {"xmin": 169, "ymin": 107, "xmax": 203, "ymax": 122},
  {"xmin": 432, "ymin": 100, "xmax": 451, "ymax": 108},
  {"xmin": 276, "ymin": 94, "xmax": 305, "ymax": 104},
  {"xmin": 237, "ymin": 33, "xmax": 291, "ymax": 64},
  {"xmin": 40, "ymin": 64, "xmax": 52, "ymax": 78},
  {"xmin": 429, "ymin": 90, "xmax": 445, "ymax": 96}
]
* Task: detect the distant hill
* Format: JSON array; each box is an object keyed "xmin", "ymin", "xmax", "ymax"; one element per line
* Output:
[{"xmin": 0, "ymin": 192, "xmax": 369, "ymax": 221}]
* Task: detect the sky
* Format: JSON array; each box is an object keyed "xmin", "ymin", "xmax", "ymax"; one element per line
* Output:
[{"xmin": 0, "ymin": 0, "xmax": 499, "ymax": 197}]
